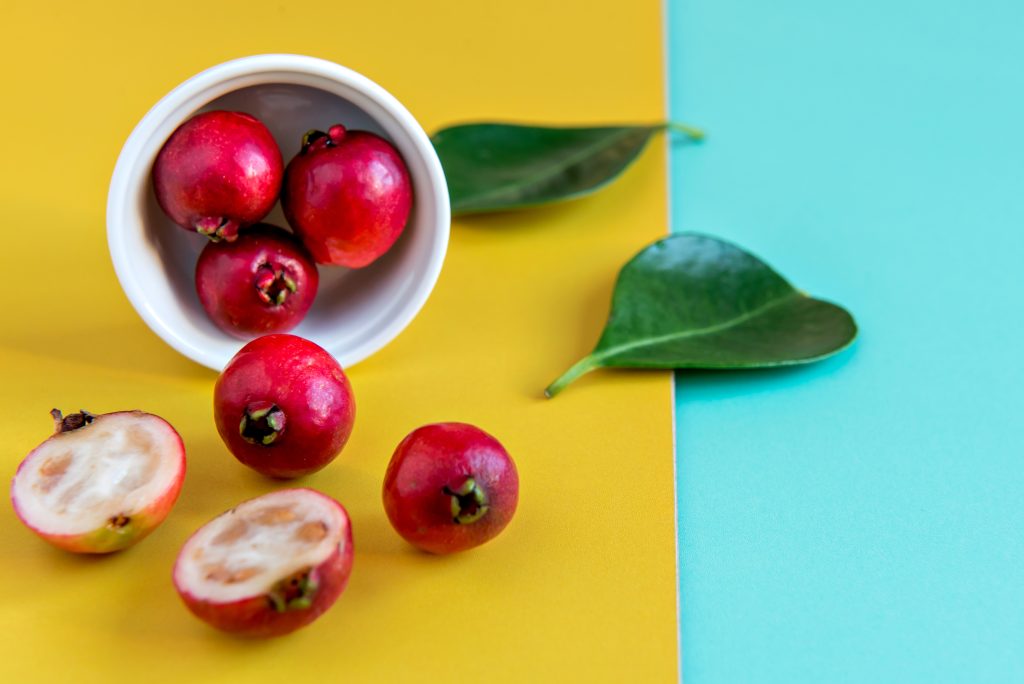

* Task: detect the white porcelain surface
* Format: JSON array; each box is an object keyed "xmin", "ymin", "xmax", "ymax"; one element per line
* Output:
[{"xmin": 107, "ymin": 54, "xmax": 449, "ymax": 371}]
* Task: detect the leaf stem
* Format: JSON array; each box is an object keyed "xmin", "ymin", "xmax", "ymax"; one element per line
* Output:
[
  {"xmin": 666, "ymin": 121, "xmax": 706, "ymax": 141},
  {"xmin": 544, "ymin": 355, "xmax": 600, "ymax": 399}
]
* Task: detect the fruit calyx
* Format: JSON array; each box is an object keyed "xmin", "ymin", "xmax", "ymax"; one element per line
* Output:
[
  {"xmin": 239, "ymin": 402, "xmax": 286, "ymax": 445},
  {"xmin": 194, "ymin": 216, "xmax": 241, "ymax": 242},
  {"xmin": 51, "ymin": 408, "xmax": 96, "ymax": 433},
  {"xmin": 254, "ymin": 263, "xmax": 298, "ymax": 306},
  {"xmin": 267, "ymin": 567, "xmax": 319, "ymax": 612},
  {"xmin": 107, "ymin": 513, "xmax": 132, "ymax": 529},
  {"xmin": 443, "ymin": 477, "xmax": 490, "ymax": 524},
  {"xmin": 300, "ymin": 125, "xmax": 347, "ymax": 154}
]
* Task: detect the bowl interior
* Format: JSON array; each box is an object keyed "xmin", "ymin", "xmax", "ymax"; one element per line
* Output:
[{"xmin": 114, "ymin": 68, "xmax": 446, "ymax": 371}]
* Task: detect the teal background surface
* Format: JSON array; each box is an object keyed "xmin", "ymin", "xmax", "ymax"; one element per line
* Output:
[{"xmin": 667, "ymin": 1, "xmax": 1024, "ymax": 681}]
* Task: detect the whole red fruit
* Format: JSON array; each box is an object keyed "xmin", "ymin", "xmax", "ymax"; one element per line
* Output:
[
  {"xmin": 173, "ymin": 488, "xmax": 353, "ymax": 638},
  {"xmin": 382, "ymin": 422, "xmax": 518, "ymax": 554},
  {"xmin": 195, "ymin": 224, "xmax": 318, "ymax": 338},
  {"xmin": 282, "ymin": 125, "xmax": 412, "ymax": 268},
  {"xmin": 214, "ymin": 335, "xmax": 355, "ymax": 479},
  {"xmin": 153, "ymin": 110, "xmax": 283, "ymax": 242}
]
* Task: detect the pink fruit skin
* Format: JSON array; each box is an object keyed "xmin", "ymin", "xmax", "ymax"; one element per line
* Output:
[
  {"xmin": 153, "ymin": 110, "xmax": 283, "ymax": 242},
  {"xmin": 382, "ymin": 422, "xmax": 519, "ymax": 554},
  {"xmin": 282, "ymin": 125, "xmax": 412, "ymax": 268},
  {"xmin": 10, "ymin": 411, "xmax": 186, "ymax": 554},
  {"xmin": 195, "ymin": 224, "xmax": 319, "ymax": 338},
  {"xmin": 214, "ymin": 335, "xmax": 355, "ymax": 479},
  {"xmin": 173, "ymin": 492, "xmax": 354, "ymax": 638}
]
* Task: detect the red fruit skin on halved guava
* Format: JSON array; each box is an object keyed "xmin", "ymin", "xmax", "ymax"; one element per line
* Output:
[
  {"xmin": 10, "ymin": 410, "xmax": 186, "ymax": 554},
  {"xmin": 172, "ymin": 489, "xmax": 353, "ymax": 638},
  {"xmin": 176, "ymin": 533, "xmax": 352, "ymax": 638},
  {"xmin": 14, "ymin": 497, "xmax": 180, "ymax": 554}
]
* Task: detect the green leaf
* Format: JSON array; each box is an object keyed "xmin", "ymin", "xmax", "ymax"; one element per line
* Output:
[
  {"xmin": 545, "ymin": 233, "xmax": 858, "ymax": 397},
  {"xmin": 431, "ymin": 122, "xmax": 704, "ymax": 215}
]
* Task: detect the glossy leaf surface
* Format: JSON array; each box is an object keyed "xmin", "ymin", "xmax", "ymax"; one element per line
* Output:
[
  {"xmin": 546, "ymin": 233, "xmax": 858, "ymax": 397},
  {"xmin": 431, "ymin": 122, "xmax": 702, "ymax": 215}
]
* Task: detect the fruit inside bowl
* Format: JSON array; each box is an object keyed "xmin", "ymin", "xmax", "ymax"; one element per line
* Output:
[{"xmin": 107, "ymin": 55, "xmax": 449, "ymax": 371}]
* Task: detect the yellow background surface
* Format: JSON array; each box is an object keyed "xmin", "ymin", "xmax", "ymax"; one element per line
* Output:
[{"xmin": 0, "ymin": 2, "xmax": 674, "ymax": 681}]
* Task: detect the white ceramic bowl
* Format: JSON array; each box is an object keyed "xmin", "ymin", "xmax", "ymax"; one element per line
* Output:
[{"xmin": 107, "ymin": 54, "xmax": 449, "ymax": 371}]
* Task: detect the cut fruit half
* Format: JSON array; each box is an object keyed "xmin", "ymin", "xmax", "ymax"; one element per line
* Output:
[
  {"xmin": 173, "ymin": 488, "xmax": 353, "ymax": 638},
  {"xmin": 10, "ymin": 409, "xmax": 186, "ymax": 554}
]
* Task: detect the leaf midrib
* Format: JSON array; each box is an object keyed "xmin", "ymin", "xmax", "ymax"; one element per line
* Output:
[
  {"xmin": 454, "ymin": 126, "xmax": 656, "ymax": 207},
  {"xmin": 593, "ymin": 291, "xmax": 800, "ymax": 363}
]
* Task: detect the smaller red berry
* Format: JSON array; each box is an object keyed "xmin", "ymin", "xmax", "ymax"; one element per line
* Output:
[
  {"xmin": 195, "ymin": 224, "xmax": 318, "ymax": 338},
  {"xmin": 153, "ymin": 110, "xmax": 283, "ymax": 242},
  {"xmin": 382, "ymin": 422, "xmax": 518, "ymax": 554},
  {"xmin": 214, "ymin": 335, "xmax": 355, "ymax": 479},
  {"xmin": 282, "ymin": 125, "xmax": 412, "ymax": 268}
]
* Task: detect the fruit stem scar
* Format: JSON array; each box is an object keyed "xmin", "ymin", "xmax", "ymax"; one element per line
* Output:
[
  {"xmin": 301, "ymin": 125, "xmax": 346, "ymax": 153},
  {"xmin": 239, "ymin": 402, "xmax": 287, "ymax": 446},
  {"xmin": 267, "ymin": 568, "xmax": 318, "ymax": 612},
  {"xmin": 443, "ymin": 478, "xmax": 490, "ymax": 524},
  {"xmin": 51, "ymin": 408, "xmax": 97, "ymax": 433},
  {"xmin": 107, "ymin": 514, "xmax": 131, "ymax": 529},
  {"xmin": 254, "ymin": 264, "xmax": 299, "ymax": 306},
  {"xmin": 301, "ymin": 129, "xmax": 328, "ymax": 151},
  {"xmin": 194, "ymin": 216, "xmax": 238, "ymax": 242}
]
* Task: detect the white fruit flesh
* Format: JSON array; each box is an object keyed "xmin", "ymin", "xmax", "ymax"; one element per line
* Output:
[
  {"xmin": 11, "ymin": 412, "xmax": 184, "ymax": 535},
  {"xmin": 175, "ymin": 489, "xmax": 347, "ymax": 603}
]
